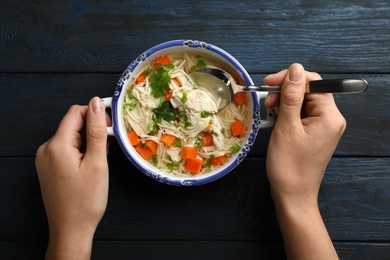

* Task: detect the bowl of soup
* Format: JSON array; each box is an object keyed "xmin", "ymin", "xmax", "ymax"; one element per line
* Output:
[{"xmin": 103, "ymin": 39, "xmax": 274, "ymax": 186}]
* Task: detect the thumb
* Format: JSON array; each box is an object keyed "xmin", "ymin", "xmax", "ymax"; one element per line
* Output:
[
  {"xmin": 277, "ymin": 63, "xmax": 306, "ymax": 124},
  {"xmin": 84, "ymin": 97, "xmax": 108, "ymax": 164}
]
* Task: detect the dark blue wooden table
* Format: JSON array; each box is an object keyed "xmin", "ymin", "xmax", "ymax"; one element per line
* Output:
[{"xmin": 1, "ymin": 1, "xmax": 390, "ymax": 259}]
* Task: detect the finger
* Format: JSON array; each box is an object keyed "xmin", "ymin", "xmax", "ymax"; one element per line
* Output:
[
  {"xmin": 264, "ymin": 68, "xmax": 321, "ymax": 85},
  {"xmin": 105, "ymin": 109, "xmax": 113, "ymax": 155},
  {"xmin": 302, "ymin": 72, "xmax": 337, "ymax": 118},
  {"xmin": 263, "ymin": 69, "xmax": 287, "ymax": 109},
  {"xmin": 52, "ymin": 105, "xmax": 88, "ymax": 150},
  {"xmin": 263, "ymin": 69, "xmax": 320, "ymax": 109},
  {"xmin": 305, "ymin": 71, "xmax": 322, "ymax": 81},
  {"xmin": 263, "ymin": 69, "xmax": 288, "ymax": 86},
  {"xmin": 265, "ymin": 92, "xmax": 280, "ymax": 109},
  {"xmin": 277, "ymin": 63, "xmax": 306, "ymax": 124},
  {"xmin": 83, "ymin": 97, "xmax": 108, "ymax": 165}
]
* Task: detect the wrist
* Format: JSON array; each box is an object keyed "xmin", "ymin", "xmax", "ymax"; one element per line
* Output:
[
  {"xmin": 46, "ymin": 223, "xmax": 96, "ymax": 260},
  {"xmin": 270, "ymin": 187, "xmax": 320, "ymax": 217},
  {"xmin": 271, "ymin": 189, "xmax": 338, "ymax": 260}
]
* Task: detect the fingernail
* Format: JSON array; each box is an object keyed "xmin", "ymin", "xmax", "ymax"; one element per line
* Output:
[
  {"xmin": 289, "ymin": 64, "xmax": 304, "ymax": 82},
  {"xmin": 92, "ymin": 97, "xmax": 102, "ymax": 115},
  {"xmin": 265, "ymin": 93, "xmax": 271, "ymax": 104}
]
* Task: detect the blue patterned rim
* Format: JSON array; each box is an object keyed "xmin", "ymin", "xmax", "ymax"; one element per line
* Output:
[{"xmin": 111, "ymin": 39, "xmax": 261, "ymax": 186}]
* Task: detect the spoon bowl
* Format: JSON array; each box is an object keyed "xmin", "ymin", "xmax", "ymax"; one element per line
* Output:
[{"xmin": 189, "ymin": 68, "xmax": 368, "ymax": 111}]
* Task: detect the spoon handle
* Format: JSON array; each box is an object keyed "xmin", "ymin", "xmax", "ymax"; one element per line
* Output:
[{"xmin": 247, "ymin": 78, "xmax": 368, "ymax": 94}]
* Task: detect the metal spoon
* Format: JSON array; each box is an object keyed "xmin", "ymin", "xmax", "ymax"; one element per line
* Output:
[{"xmin": 189, "ymin": 68, "xmax": 368, "ymax": 110}]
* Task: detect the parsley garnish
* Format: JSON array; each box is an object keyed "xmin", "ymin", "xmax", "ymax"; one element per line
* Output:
[
  {"xmin": 173, "ymin": 139, "xmax": 182, "ymax": 147},
  {"xmin": 200, "ymin": 111, "xmax": 212, "ymax": 118},
  {"xmin": 144, "ymin": 68, "xmax": 153, "ymax": 77},
  {"xmin": 125, "ymin": 88, "xmax": 141, "ymax": 111},
  {"xmin": 125, "ymin": 103, "xmax": 137, "ymax": 111},
  {"xmin": 203, "ymin": 158, "xmax": 212, "ymax": 168},
  {"xmin": 149, "ymin": 69, "xmax": 171, "ymax": 98},
  {"xmin": 191, "ymin": 59, "xmax": 207, "ymax": 71},
  {"xmin": 152, "ymin": 157, "xmax": 158, "ymax": 166},
  {"xmin": 230, "ymin": 144, "xmax": 241, "ymax": 154},
  {"xmin": 178, "ymin": 110, "xmax": 192, "ymax": 128},
  {"xmin": 148, "ymin": 121, "xmax": 158, "ymax": 134},
  {"xmin": 181, "ymin": 92, "xmax": 188, "ymax": 104},
  {"xmin": 162, "ymin": 63, "xmax": 175, "ymax": 70},
  {"xmin": 152, "ymin": 101, "xmax": 176, "ymax": 123},
  {"xmin": 194, "ymin": 136, "xmax": 203, "ymax": 148},
  {"xmin": 167, "ymin": 156, "xmax": 180, "ymax": 172}
]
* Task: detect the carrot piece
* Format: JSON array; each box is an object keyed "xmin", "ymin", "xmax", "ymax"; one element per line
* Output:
[
  {"xmin": 128, "ymin": 130, "xmax": 140, "ymax": 146},
  {"xmin": 154, "ymin": 55, "xmax": 171, "ymax": 70},
  {"xmin": 136, "ymin": 144, "xmax": 154, "ymax": 160},
  {"xmin": 211, "ymin": 155, "xmax": 227, "ymax": 166},
  {"xmin": 160, "ymin": 134, "xmax": 177, "ymax": 148},
  {"xmin": 145, "ymin": 140, "xmax": 158, "ymax": 154},
  {"xmin": 233, "ymin": 92, "xmax": 246, "ymax": 105},
  {"xmin": 172, "ymin": 77, "xmax": 181, "ymax": 87},
  {"xmin": 181, "ymin": 146, "xmax": 198, "ymax": 159},
  {"xmin": 199, "ymin": 132, "xmax": 214, "ymax": 146},
  {"xmin": 231, "ymin": 120, "xmax": 244, "ymax": 136},
  {"xmin": 165, "ymin": 91, "xmax": 173, "ymax": 100},
  {"xmin": 135, "ymin": 72, "xmax": 146, "ymax": 84},
  {"xmin": 185, "ymin": 158, "xmax": 203, "ymax": 174}
]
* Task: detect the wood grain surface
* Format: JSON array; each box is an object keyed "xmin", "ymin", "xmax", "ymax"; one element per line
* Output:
[{"xmin": 1, "ymin": 0, "xmax": 389, "ymax": 259}]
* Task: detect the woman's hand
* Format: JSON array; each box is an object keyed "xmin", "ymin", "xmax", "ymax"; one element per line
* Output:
[
  {"xmin": 265, "ymin": 63, "xmax": 346, "ymax": 206},
  {"xmin": 35, "ymin": 97, "xmax": 110, "ymax": 260},
  {"xmin": 264, "ymin": 64, "xmax": 345, "ymax": 260}
]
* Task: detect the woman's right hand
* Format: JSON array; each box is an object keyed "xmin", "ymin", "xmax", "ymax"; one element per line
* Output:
[{"xmin": 265, "ymin": 63, "xmax": 346, "ymax": 206}]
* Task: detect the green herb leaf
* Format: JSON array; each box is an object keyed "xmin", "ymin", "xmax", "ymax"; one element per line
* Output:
[
  {"xmin": 173, "ymin": 139, "xmax": 182, "ymax": 147},
  {"xmin": 162, "ymin": 63, "xmax": 175, "ymax": 70},
  {"xmin": 144, "ymin": 68, "xmax": 153, "ymax": 77},
  {"xmin": 152, "ymin": 101, "xmax": 176, "ymax": 123},
  {"xmin": 167, "ymin": 156, "xmax": 180, "ymax": 172},
  {"xmin": 125, "ymin": 103, "xmax": 137, "ymax": 111},
  {"xmin": 200, "ymin": 111, "xmax": 212, "ymax": 118},
  {"xmin": 148, "ymin": 121, "xmax": 158, "ymax": 134},
  {"xmin": 230, "ymin": 144, "xmax": 241, "ymax": 154},
  {"xmin": 194, "ymin": 136, "xmax": 203, "ymax": 148},
  {"xmin": 191, "ymin": 59, "xmax": 207, "ymax": 71},
  {"xmin": 152, "ymin": 157, "xmax": 158, "ymax": 165},
  {"xmin": 150, "ymin": 69, "xmax": 171, "ymax": 98},
  {"xmin": 178, "ymin": 110, "xmax": 192, "ymax": 128},
  {"xmin": 185, "ymin": 122, "xmax": 192, "ymax": 128},
  {"xmin": 203, "ymin": 158, "xmax": 212, "ymax": 168},
  {"xmin": 181, "ymin": 92, "xmax": 188, "ymax": 104}
]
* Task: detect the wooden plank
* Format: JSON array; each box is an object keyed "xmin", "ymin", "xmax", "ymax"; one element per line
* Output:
[
  {"xmin": 1, "ymin": 73, "xmax": 389, "ymax": 157},
  {"xmin": 1, "ymin": 157, "xmax": 389, "ymax": 242},
  {"xmin": 334, "ymin": 242, "xmax": 390, "ymax": 260},
  {"xmin": 90, "ymin": 241, "xmax": 390, "ymax": 260},
  {"xmin": 0, "ymin": 73, "xmax": 118, "ymax": 156},
  {"xmin": 0, "ymin": 240, "xmax": 389, "ymax": 260},
  {"xmin": 1, "ymin": 0, "xmax": 389, "ymax": 73}
]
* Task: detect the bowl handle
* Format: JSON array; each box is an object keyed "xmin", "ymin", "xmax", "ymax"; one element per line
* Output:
[
  {"xmin": 102, "ymin": 97, "xmax": 115, "ymax": 136},
  {"xmin": 256, "ymin": 92, "xmax": 275, "ymax": 129}
]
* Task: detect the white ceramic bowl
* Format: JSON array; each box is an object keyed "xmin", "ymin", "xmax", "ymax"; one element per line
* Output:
[{"xmin": 103, "ymin": 39, "xmax": 274, "ymax": 186}]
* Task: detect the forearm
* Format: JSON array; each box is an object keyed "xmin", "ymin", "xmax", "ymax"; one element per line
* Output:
[{"xmin": 272, "ymin": 193, "xmax": 338, "ymax": 260}]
